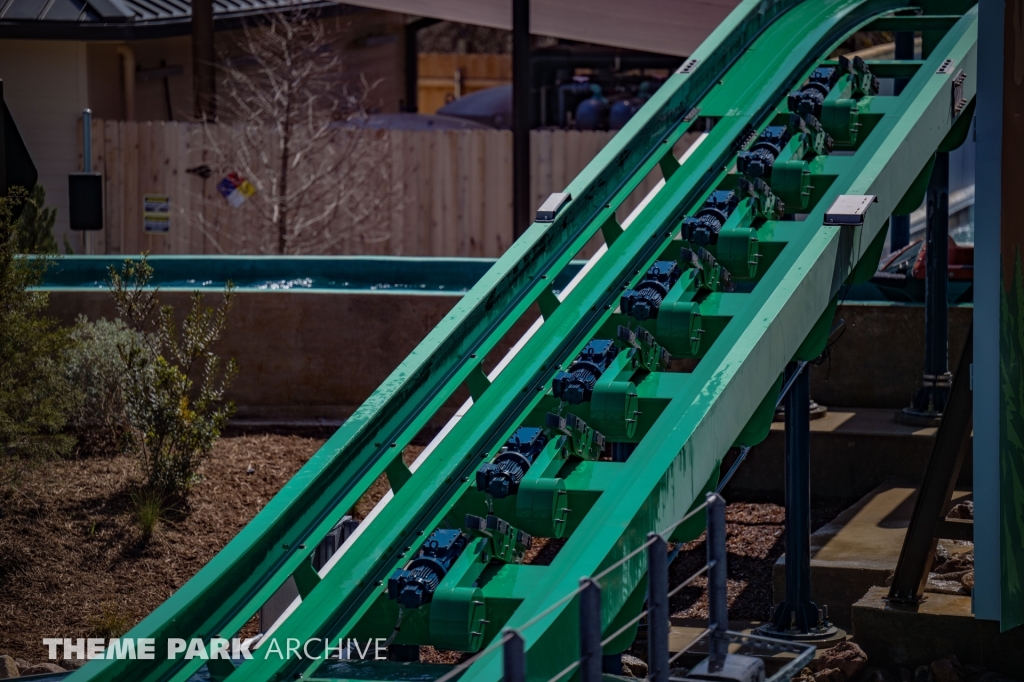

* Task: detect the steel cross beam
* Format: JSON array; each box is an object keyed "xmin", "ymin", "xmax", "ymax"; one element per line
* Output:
[{"xmin": 69, "ymin": 2, "xmax": 977, "ymax": 682}]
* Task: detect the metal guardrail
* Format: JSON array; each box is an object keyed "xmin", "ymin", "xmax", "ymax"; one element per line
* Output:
[{"xmin": 427, "ymin": 493, "xmax": 814, "ymax": 682}]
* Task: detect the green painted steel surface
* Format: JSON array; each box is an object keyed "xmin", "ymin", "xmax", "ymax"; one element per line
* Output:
[{"xmin": 68, "ymin": 2, "xmax": 977, "ymax": 681}]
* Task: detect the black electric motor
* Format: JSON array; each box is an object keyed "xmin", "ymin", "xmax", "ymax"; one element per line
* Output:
[
  {"xmin": 621, "ymin": 260, "xmax": 682, "ymax": 321},
  {"xmin": 736, "ymin": 125, "xmax": 791, "ymax": 178},
  {"xmin": 680, "ymin": 190, "xmax": 739, "ymax": 246},
  {"xmin": 787, "ymin": 65, "xmax": 839, "ymax": 119},
  {"xmin": 476, "ymin": 427, "xmax": 549, "ymax": 498},
  {"xmin": 552, "ymin": 339, "xmax": 619, "ymax": 404},
  {"xmin": 387, "ymin": 528, "xmax": 469, "ymax": 608}
]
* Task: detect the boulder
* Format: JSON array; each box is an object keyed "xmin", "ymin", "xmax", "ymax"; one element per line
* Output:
[
  {"xmin": 621, "ymin": 654, "xmax": 648, "ymax": 678},
  {"xmin": 946, "ymin": 501, "xmax": 973, "ymax": 519},
  {"xmin": 934, "ymin": 554, "xmax": 974, "ymax": 575},
  {"xmin": 0, "ymin": 655, "xmax": 19, "ymax": 679},
  {"xmin": 12, "ymin": 661, "xmax": 29, "ymax": 674},
  {"xmin": 932, "ymin": 545, "xmax": 952, "ymax": 570},
  {"xmin": 961, "ymin": 571, "xmax": 975, "ymax": 589},
  {"xmin": 930, "ymin": 656, "xmax": 964, "ymax": 682},
  {"xmin": 20, "ymin": 663, "xmax": 66, "ymax": 675},
  {"xmin": 814, "ymin": 668, "xmax": 847, "ymax": 682},
  {"xmin": 817, "ymin": 642, "xmax": 868, "ymax": 680}
]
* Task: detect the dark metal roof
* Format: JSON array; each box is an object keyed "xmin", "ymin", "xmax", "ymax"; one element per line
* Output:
[{"xmin": 0, "ymin": 0, "xmax": 353, "ymax": 39}]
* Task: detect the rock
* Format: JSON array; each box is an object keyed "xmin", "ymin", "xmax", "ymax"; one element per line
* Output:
[
  {"xmin": 818, "ymin": 641, "xmax": 868, "ymax": 680},
  {"xmin": 961, "ymin": 571, "xmax": 975, "ymax": 589},
  {"xmin": 915, "ymin": 665, "xmax": 935, "ymax": 682},
  {"xmin": 947, "ymin": 501, "xmax": 973, "ymax": 519},
  {"xmin": 621, "ymin": 654, "xmax": 648, "ymax": 678},
  {"xmin": 925, "ymin": 574, "xmax": 968, "ymax": 595},
  {"xmin": 814, "ymin": 668, "xmax": 847, "ymax": 682},
  {"xmin": 0, "ymin": 655, "xmax": 18, "ymax": 679},
  {"xmin": 930, "ymin": 657, "xmax": 964, "ymax": 682},
  {"xmin": 934, "ymin": 554, "xmax": 974, "ymax": 575},
  {"xmin": 60, "ymin": 658, "xmax": 88, "ymax": 670},
  {"xmin": 12, "ymin": 661, "xmax": 29, "ymax": 674},
  {"xmin": 794, "ymin": 667, "xmax": 817, "ymax": 682},
  {"xmin": 932, "ymin": 545, "xmax": 952, "ymax": 570},
  {"xmin": 20, "ymin": 663, "xmax": 66, "ymax": 675}
]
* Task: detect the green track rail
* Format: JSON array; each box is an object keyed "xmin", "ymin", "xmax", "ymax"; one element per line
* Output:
[{"xmin": 70, "ymin": 1, "xmax": 977, "ymax": 680}]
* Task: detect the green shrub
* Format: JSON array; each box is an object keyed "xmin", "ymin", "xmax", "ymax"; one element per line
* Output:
[
  {"xmin": 65, "ymin": 317, "xmax": 149, "ymax": 458},
  {"xmin": 15, "ymin": 184, "xmax": 58, "ymax": 254},
  {"xmin": 88, "ymin": 604, "xmax": 130, "ymax": 639},
  {"xmin": 0, "ymin": 188, "xmax": 75, "ymax": 498},
  {"xmin": 109, "ymin": 256, "xmax": 237, "ymax": 500},
  {"xmin": 131, "ymin": 487, "xmax": 167, "ymax": 539}
]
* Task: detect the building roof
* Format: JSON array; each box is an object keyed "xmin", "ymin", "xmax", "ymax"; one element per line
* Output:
[
  {"xmin": 0, "ymin": 0, "xmax": 349, "ymax": 39},
  {"xmin": 348, "ymin": 0, "xmax": 742, "ymax": 57}
]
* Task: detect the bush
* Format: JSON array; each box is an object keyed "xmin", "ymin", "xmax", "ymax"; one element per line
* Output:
[
  {"xmin": 0, "ymin": 188, "xmax": 75, "ymax": 498},
  {"xmin": 109, "ymin": 256, "xmax": 237, "ymax": 500},
  {"xmin": 15, "ymin": 184, "xmax": 58, "ymax": 254},
  {"xmin": 131, "ymin": 487, "xmax": 167, "ymax": 539},
  {"xmin": 65, "ymin": 317, "xmax": 149, "ymax": 458}
]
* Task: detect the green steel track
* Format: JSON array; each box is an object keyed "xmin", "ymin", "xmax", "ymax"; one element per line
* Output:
[{"xmin": 71, "ymin": 1, "xmax": 978, "ymax": 680}]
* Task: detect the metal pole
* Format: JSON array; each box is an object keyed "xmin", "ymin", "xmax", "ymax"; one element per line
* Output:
[
  {"xmin": 512, "ymin": 0, "xmax": 531, "ymax": 238},
  {"xmin": 503, "ymin": 630, "xmax": 526, "ymax": 682},
  {"xmin": 192, "ymin": 0, "xmax": 216, "ymax": 121},
  {"xmin": 772, "ymin": 363, "xmax": 818, "ymax": 632},
  {"xmin": 908, "ymin": 152, "xmax": 951, "ymax": 417},
  {"xmin": 889, "ymin": 31, "xmax": 914, "ymax": 252},
  {"xmin": 403, "ymin": 18, "xmax": 439, "ymax": 113},
  {"xmin": 647, "ymin": 533, "xmax": 669, "ymax": 682},
  {"xmin": 889, "ymin": 327, "xmax": 974, "ymax": 602},
  {"xmin": 579, "ymin": 578, "xmax": 602, "ymax": 682},
  {"xmin": 83, "ymin": 107, "xmax": 93, "ymax": 255},
  {"xmin": 706, "ymin": 493, "xmax": 728, "ymax": 665},
  {"xmin": 83, "ymin": 108, "xmax": 92, "ymax": 174}
]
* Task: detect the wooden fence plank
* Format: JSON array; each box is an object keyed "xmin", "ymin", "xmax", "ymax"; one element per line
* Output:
[
  {"xmin": 103, "ymin": 121, "xmax": 123, "ymax": 254},
  {"xmin": 91, "ymin": 119, "xmax": 618, "ymax": 258},
  {"xmin": 88, "ymin": 117, "xmax": 106, "ymax": 255}
]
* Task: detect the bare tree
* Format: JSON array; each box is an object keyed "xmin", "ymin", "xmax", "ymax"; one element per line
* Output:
[{"xmin": 199, "ymin": 11, "xmax": 393, "ymax": 254}]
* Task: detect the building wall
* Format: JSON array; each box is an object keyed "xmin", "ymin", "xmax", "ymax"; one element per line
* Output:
[
  {"xmin": 127, "ymin": 36, "xmax": 193, "ymax": 121},
  {"xmin": 0, "ymin": 40, "xmax": 88, "ymax": 251},
  {"xmin": 0, "ymin": 9, "xmax": 404, "ymax": 254}
]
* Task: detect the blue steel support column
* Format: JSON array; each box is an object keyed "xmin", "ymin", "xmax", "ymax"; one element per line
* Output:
[
  {"xmin": 705, "ymin": 494, "xmax": 728, "ymax": 664},
  {"xmin": 889, "ymin": 31, "xmax": 915, "ymax": 252},
  {"xmin": 579, "ymin": 578, "xmax": 602, "ymax": 682},
  {"xmin": 907, "ymin": 152, "xmax": 951, "ymax": 418},
  {"xmin": 776, "ymin": 363, "xmax": 816, "ymax": 631},
  {"xmin": 502, "ymin": 631, "xmax": 525, "ymax": 682},
  {"xmin": 647, "ymin": 533, "xmax": 670, "ymax": 682},
  {"xmin": 973, "ymin": 0, "xmax": 1003, "ymax": 624}
]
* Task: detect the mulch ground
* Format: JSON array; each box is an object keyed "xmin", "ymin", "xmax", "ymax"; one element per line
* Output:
[{"xmin": 0, "ymin": 432, "xmax": 840, "ymax": 668}]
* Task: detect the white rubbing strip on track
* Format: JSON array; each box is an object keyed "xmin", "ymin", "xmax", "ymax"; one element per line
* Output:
[{"xmin": 267, "ymin": 132, "xmax": 711, "ymax": 641}]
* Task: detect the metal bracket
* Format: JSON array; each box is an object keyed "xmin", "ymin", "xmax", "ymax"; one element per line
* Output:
[
  {"xmin": 536, "ymin": 193, "xmax": 571, "ymax": 222},
  {"xmin": 823, "ymin": 194, "xmax": 877, "ymax": 225}
]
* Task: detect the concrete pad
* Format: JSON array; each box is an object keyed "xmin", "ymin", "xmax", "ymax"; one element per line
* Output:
[
  {"xmin": 853, "ymin": 586, "xmax": 1024, "ymax": 677},
  {"xmin": 772, "ymin": 482, "xmax": 971, "ymax": 629}
]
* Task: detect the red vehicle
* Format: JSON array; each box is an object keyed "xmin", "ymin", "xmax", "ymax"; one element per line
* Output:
[{"xmin": 870, "ymin": 236, "xmax": 974, "ymax": 303}]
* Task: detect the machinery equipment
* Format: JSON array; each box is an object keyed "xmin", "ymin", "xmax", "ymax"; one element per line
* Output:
[{"xmin": 71, "ymin": 2, "xmax": 978, "ymax": 681}]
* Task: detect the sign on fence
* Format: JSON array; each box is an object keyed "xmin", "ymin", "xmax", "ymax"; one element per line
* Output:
[{"xmin": 143, "ymin": 194, "xmax": 171, "ymax": 233}]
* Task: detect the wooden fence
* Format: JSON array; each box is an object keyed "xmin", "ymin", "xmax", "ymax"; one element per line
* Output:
[{"xmin": 80, "ymin": 119, "xmax": 684, "ymax": 257}]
